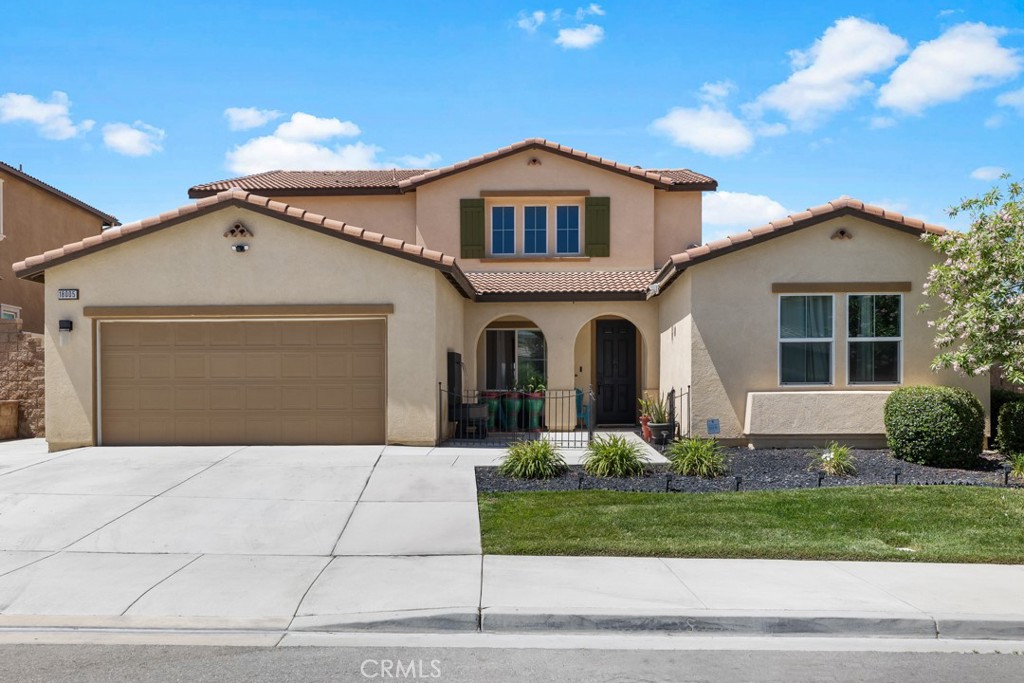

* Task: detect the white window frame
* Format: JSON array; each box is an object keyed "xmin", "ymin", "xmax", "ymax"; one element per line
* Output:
[
  {"xmin": 523, "ymin": 205, "xmax": 548, "ymax": 255},
  {"xmin": 555, "ymin": 204, "xmax": 582, "ymax": 255},
  {"xmin": 0, "ymin": 177, "xmax": 5, "ymax": 240},
  {"xmin": 489, "ymin": 205, "xmax": 516, "ymax": 256},
  {"xmin": 846, "ymin": 293, "xmax": 903, "ymax": 386},
  {"xmin": 778, "ymin": 294, "xmax": 835, "ymax": 387},
  {"xmin": 0, "ymin": 304, "xmax": 21, "ymax": 321}
]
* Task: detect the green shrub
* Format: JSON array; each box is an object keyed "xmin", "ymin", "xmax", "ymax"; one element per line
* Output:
[
  {"xmin": 883, "ymin": 386, "xmax": 985, "ymax": 468},
  {"xmin": 811, "ymin": 441, "xmax": 856, "ymax": 476},
  {"xmin": 991, "ymin": 388, "xmax": 1024, "ymax": 447},
  {"xmin": 1009, "ymin": 453, "xmax": 1024, "ymax": 480},
  {"xmin": 666, "ymin": 436, "xmax": 728, "ymax": 477},
  {"xmin": 498, "ymin": 440, "xmax": 567, "ymax": 479},
  {"xmin": 583, "ymin": 435, "xmax": 648, "ymax": 477},
  {"xmin": 997, "ymin": 401, "xmax": 1024, "ymax": 455}
]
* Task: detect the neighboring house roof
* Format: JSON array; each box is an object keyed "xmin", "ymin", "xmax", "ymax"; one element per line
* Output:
[
  {"xmin": 13, "ymin": 189, "xmax": 475, "ymax": 298},
  {"xmin": 188, "ymin": 138, "xmax": 717, "ymax": 197},
  {"xmin": 466, "ymin": 270, "xmax": 656, "ymax": 302},
  {"xmin": 651, "ymin": 197, "xmax": 947, "ymax": 295},
  {"xmin": 0, "ymin": 160, "xmax": 118, "ymax": 226}
]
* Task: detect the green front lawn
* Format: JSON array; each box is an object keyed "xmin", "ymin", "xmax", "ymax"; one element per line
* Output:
[{"xmin": 478, "ymin": 487, "xmax": 1024, "ymax": 563}]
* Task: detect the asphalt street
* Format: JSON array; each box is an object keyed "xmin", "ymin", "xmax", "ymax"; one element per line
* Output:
[{"xmin": 2, "ymin": 644, "xmax": 1023, "ymax": 683}]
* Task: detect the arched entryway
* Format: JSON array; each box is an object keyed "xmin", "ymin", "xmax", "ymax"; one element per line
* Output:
[{"xmin": 574, "ymin": 316, "xmax": 645, "ymax": 426}]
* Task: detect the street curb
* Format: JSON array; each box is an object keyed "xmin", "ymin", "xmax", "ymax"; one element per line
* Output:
[
  {"xmin": 480, "ymin": 609, "xmax": 1024, "ymax": 640},
  {"xmin": 290, "ymin": 608, "xmax": 479, "ymax": 633}
]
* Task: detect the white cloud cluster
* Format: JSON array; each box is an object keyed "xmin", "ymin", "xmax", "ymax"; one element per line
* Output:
[
  {"xmin": 752, "ymin": 18, "xmax": 908, "ymax": 128},
  {"xmin": 652, "ymin": 18, "xmax": 1024, "ymax": 158},
  {"xmin": 970, "ymin": 166, "xmax": 1006, "ymax": 181},
  {"xmin": 702, "ymin": 192, "xmax": 791, "ymax": 242},
  {"xmin": 102, "ymin": 121, "xmax": 165, "ymax": 157},
  {"xmin": 224, "ymin": 107, "xmax": 283, "ymax": 131},
  {"xmin": 225, "ymin": 111, "xmax": 438, "ymax": 174},
  {"xmin": 878, "ymin": 23, "xmax": 1021, "ymax": 114},
  {"xmin": 0, "ymin": 91, "xmax": 94, "ymax": 140},
  {"xmin": 516, "ymin": 5, "xmax": 606, "ymax": 49},
  {"xmin": 555, "ymin": 24, "xmax": 604, "ymax": 49}
]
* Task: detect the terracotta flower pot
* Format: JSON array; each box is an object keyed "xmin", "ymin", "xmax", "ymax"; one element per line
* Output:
[{"xmin": 640, "ymin": 415, "xmax": 652, "ymax": 442}]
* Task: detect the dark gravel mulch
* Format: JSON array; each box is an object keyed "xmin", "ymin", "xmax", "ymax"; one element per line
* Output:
[{"xmin": 475, "ymin": 448, "xmax": 1021, "ymax": 494}]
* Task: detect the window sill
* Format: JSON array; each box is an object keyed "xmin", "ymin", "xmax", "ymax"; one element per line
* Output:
[{"xmin": 480, "ymin": 256, "xmax": 591, "ymax": 263}]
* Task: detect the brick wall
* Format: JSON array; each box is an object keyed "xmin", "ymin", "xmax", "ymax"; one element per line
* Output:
[{"xmin": 0, "ymin": 319, "xmax": 45, "ymax": 437}]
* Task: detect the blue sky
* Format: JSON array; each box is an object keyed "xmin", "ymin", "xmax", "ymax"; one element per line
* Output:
[{"xmin": 2, "ymin": 1, "xmax": 1023, "ymax": 242}]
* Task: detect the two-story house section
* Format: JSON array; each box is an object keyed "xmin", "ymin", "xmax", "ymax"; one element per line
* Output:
[
  {"xmin": 16, "ymin": 139, "xmax": 986, "ymax": 451},
  {"xmin": 0, "ymin": 161, "xmax": 116, "ymax": 333}
]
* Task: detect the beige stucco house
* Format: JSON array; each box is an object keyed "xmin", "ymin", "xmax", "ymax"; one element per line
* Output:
[
  {"xmin": 14, "ymin": 139, "xmax": 987, "ymax": 451},
  {"xmin": 0, "ymin": 161, "xmax": 116, "ymax": 333}
]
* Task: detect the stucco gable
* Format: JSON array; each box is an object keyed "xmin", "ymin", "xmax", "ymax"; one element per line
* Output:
[{"xmin": 651, "ymin": 198, "xmax": 946, "ymax": 295}]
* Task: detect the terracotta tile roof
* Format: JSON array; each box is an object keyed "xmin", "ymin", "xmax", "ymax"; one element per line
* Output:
[
  {"xmin": 467, "ymin": 270, "xmax": 656, "ymax": 300},
  {"xmin": 188, "ymin": 169, "xmax": 429, "ymax": 197},
  {"xmin": 13, "ymin": 189, "xmax": 474, "ymax": 298},
  {"xmin": 0, "ymin": 160, "xmax": 118, "ymax": 225},
  {"xmin": 397, "ymin": 139, "xmax": 716, "ymax": 192},
  {"xmin": 188, "ymin": 139, "xmax": 717, "ymax": 197},
  {"xmin": 652, "ymin": 197, "xmax": 948, "ymax": 294}
]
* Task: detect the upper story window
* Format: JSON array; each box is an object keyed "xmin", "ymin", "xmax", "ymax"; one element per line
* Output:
[
  {"xmin": 848, "ymin": 294, "xmax": 902, "ymax": 384},
  {"xmin": 0, "ymin": 177, "xmax": 5, "ymax": 240},
  {"xmin": 524, "ymin": 206, "xmax": 547, "ymax": 255},
  {"xmin": 779, "ymin": 294, "xmax": 833, "ymax": 385},
  {"xmin": 557, "ymin": 205, "xmax": 580, "ymax": 254},
  {"xmin": 491, "ymin": 206, "xmax": 515, "ymax": 255},
  {"xmin": 0, "ymin": 304, "xmax": 21, "ymax": 321}
]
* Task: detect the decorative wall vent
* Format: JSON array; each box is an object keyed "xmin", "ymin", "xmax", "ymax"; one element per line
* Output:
[
  {"xmin": 527, "ymin": 157, "xmax": 542, "ymax": 166},
  {"xmin": 830, "ymin": 228, "xmax": 853, "ymax": 240},
  {"xmin": 224, "ymin": 222, "xmax": 254, "ymax": 238}
]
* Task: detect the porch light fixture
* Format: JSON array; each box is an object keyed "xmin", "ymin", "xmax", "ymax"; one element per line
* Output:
[{"xmin": 58, "ymin": 319, "xmax": 73, "ymax": 347}]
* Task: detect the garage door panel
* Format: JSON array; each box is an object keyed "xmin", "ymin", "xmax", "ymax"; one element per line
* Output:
[{"xmin": 101, "ymin": 320, "xmax": 386, "ymax": 446}]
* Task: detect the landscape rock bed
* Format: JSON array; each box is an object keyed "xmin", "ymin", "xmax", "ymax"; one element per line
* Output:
[{"xmin": 475, "ymin": 448, "xmax": 1020, "ymax": 494}]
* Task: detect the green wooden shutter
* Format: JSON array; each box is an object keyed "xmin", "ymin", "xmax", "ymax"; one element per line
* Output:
[
  {"xmin": 584, "ymin": 196, "xmax": 610, "ymax": 257},
  {"xmin": 460, "ymin": 198, "xmax": 485, "ymax": 259}
]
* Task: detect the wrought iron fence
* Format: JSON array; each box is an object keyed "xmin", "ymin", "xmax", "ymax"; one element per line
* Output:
[
  {"xmin": 667, "ymin": 385, "xmax": 691, "ymax": 440},
  {"xmin": 438, "ymin": 386, "xmax": 594, "ymax": 448}
]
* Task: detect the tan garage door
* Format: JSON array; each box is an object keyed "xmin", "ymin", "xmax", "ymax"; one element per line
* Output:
[{"xmin": 99, "ymin": 319, "xmax": 386, "ymax": 446}]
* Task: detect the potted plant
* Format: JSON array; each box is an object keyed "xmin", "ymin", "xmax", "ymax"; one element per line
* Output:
[
  {"xmin": 481, "ymin": 390, "xmax": 500, "ymax": 431},
  {"xmin": 646, "ymin": 394, "xmax": 675, "ymax": 446},
  {"xmin": 637, "ymin": 397, "xmax": 653, "ymax": 442},
  {"xmin": 501, "ymin": 386, "xmax": 523, "ymax": 431},
  {"xmin": 524, "ymin": 374, "xmax": 546, "ymax": 431}
]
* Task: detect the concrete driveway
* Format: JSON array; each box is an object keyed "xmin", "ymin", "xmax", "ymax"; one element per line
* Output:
[{"xmin": 0, "ymin": 438, "xmax": 498, "ymax": 630}]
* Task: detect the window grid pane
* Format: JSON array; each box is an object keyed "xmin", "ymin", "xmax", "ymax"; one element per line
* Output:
[
  {"xmin": 848, "ymin": 295, "xmax": 901, "ymax": 384},
  {"xmin": 556, "ymin": 205, "xmax": 580, "ymax": 254},
  {"xmin": 524, "ymin": 206, "xmax": 547, "ymax": 254},
  {"xmin": 491, "ymin": 206, "xmax": 515, "ymax": 255},
  {"xmin": 780, "ymin": 341, "xmax": 832, "ymax": 384},
  {"xmin": 780, "ymin": 295, "xmax": 832, "ymax": 339}
]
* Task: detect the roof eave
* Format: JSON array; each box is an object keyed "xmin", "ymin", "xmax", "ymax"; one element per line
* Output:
[{"xmin": 0, "ymin": 161, "xmax": 118, "ymax": 225}]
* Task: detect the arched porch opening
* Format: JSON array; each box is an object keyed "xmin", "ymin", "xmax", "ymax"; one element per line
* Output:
[{"xmin": 573, "ymin": 315, "xmax": 647, "ymax": 426}]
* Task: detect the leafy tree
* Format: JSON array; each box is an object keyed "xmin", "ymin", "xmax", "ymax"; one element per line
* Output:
[{"xmin": 922, "ymin": 177, "xmax": 1024, "ymax": 383}]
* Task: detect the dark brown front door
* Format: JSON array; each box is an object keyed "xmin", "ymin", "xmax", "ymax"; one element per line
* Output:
[{"xmin": 595, "ymin": 319, "xmax": 637, "ymax": 425}]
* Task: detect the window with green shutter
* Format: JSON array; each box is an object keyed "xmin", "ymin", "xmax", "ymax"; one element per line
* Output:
[
  {"xmin": 459, "ymin": 198, "xmax": 485, "ymax": 258},
  {"xmin": 584, "ymin": 196, "xmax": 610, "ymax": 257}
]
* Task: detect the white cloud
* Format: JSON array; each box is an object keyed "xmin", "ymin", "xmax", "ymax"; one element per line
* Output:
[
  {"xmin": 102, "ymin": 121, "xmax": 164, "ymax": 156},
  {"xmin": 702, "ymin": 191, "xmax": 790, "ymax": 241},
  {"xmin": 576, "ymin": 4, "xmax": 605, "ymax": 19},
  {"xmin": 225, "ymin": 111, "xmax": 432, "ymax": 174},
  {"xmin": 651, "ymin": 106, "xmax": 754, "ymax": 157},
  {"xmin": 996, "ymin": 87, "xmax": 1024, "ymax": 113},
  {"xmin": 878, "ymin": 23, "xmax": 1022, "ymax": 114},
  {"xmin": 699, "ymin": 80, "xmax": 736, "ymax": 104},
  {"xmin": 224, "ymin": 107, "xmax": 283, "ymax": 131},
  {"xmin": 751, "ymin": 17, "xmax": 908, "ymax": 128},
  {"xmin": 938, "ymin": 9, "xmax": 962, "ymax": 18},
  {"xmin": 869, "ymin": 115, "xmax": 896, "ymax": 129},
  {"xmin": 756, "ymin": 122, "xmax": 788, "ymax": 137},
  {"xmin": 517, "ymin": 10, "xmax": 545, "ymax": 32},
  {"xmin": 0, "ymin": 91, "xmax": 94, "ymax": 140},
  {"xmin": 970, "ymin": 166, "xmax": 1006, "ymax": 180},
  {"xmin": 274, "ymin": 112, "xmax": 360, "ymax": 141},
  {"xmin": 555, "ymin": 24, "xmax": 604, "ymax": 49},
  {"xmin": 985, "ymin": 113, "xmax": 1005, "ymax": 128}
]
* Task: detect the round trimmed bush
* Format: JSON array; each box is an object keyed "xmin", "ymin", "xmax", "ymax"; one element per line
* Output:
[
  {"xmin": 883, "ymin": 386, "xmax": 984, "ymax": 468},
  {"xmin": 997, "ymin": 401, "xmax": 1024, "ymax": 455}
]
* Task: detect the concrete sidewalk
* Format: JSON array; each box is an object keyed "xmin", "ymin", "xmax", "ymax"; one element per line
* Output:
[{"xmin": 0, "ymin": 439, "xmax": 1021, "ymax": 641}]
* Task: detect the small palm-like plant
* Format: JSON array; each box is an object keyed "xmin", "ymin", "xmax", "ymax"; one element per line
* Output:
[
  {"xmin": 1009, "ymin": 453, "xmax": 1024, "ymax": 480},
  {"xmin": 498, "ymin": 440, "xmax": 568, "ymax": 479},
  {"xmin": 667, "ymin": 436, "xmax": 728, "ymax": 477},
  {"xmin": 583, "ymin": 434, "xmax": 648, "ymax": 477},
  {"xmin": 812, "ymin": 441, "xmax": 856, "ymax": 476}
]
